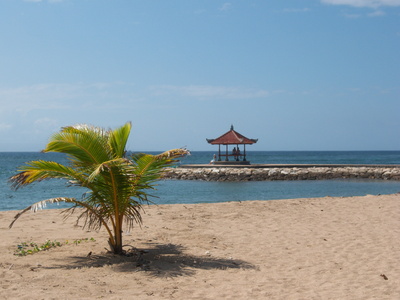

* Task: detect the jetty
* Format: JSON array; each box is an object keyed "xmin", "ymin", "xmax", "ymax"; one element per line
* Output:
[
  {"xmin": 163, "ymin": 164, "xmax": 400, "ymax": 181},
  {"xmin": 163, "ymin": 126, "xmax": 400, "ymax": 181}
]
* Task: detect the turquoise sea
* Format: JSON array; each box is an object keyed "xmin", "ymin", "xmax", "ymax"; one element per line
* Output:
[{"xmin": 1, "ymin": 151, "xmax": 400, "ymax": 211}]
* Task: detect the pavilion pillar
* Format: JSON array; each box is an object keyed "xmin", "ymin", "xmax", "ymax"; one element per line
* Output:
[
  {"xmin": 225, "ymin": 144, "xmax": 229, "ymax": 161},
  {"xmin": 218, "ymin": 145, "xmax": 221, "ymax": 161},
  {"xmin": 243, "ymin": 144, "xmax": 247, "ymax": 161}
]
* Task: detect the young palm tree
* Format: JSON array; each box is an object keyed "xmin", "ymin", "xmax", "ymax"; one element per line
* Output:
[{"xmin": 9, "ymin": 122, "xmax": 189, "ymax": 254}]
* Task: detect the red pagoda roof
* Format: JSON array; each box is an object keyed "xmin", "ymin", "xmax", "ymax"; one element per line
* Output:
[{"xmin": 207, "ymin": 125, "xmax": 258, "ymax": 145}]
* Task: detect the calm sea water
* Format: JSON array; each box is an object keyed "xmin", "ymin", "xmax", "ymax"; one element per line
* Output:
[{"xmin": 1, "ymin": 151, "xmax": 400, "ymax": 211}]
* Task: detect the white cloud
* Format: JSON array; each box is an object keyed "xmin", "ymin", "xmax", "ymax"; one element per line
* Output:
[
  {"xmin": 24, "ymin": 0, "xmax": 63, "ymax": 3},
  {"xmin": 0, "ymin": 84, "xmax": 80, "ymax": 114},
  {"xmin": 283, "ymin": 8, "xmax": 311, "ymax": 13},
  {"xmin": 0, "ymin": 123, "xmax": 12, "ymax": 131},
  {"xmin": 0, "ymin": 82, "xmax": 134, "ymax": 114},
  {"xmin": 34, "ymin": 117, "xmax": 58, "ymax": 127},
  {"xmin": 151, "ymin": 85, "xmax": 270, "ymax": 100},
  {"xmin": 367, "ymin": 9, "xmax": 386, "ymax": 15},
  {"xmin": 219, "ymin": 3, "xmax": 232, "ymax": 11},
  {"xmin": 194, "ymin": 9, "xmax": 207, "ymax": 15},
  {"xmin": 321, "ymin": 0, "xmax": 400, "ymax": 7},
  {"xmin": 343, "ymin": 12, "xmax": 362, "ymax": 17},
  {"xmin": 33, "ymin": 117, "xmax": 59, "ymax": 133}
]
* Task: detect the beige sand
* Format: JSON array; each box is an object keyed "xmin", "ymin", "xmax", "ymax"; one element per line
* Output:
[{"xmin": 0, "ymin": 194, "xmax": 399, "ymax": 299}]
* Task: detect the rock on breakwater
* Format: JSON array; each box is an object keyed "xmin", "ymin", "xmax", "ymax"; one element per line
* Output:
[{"xmin": 162, "ymin": 166, "xmax": 400, "ymax": 181}]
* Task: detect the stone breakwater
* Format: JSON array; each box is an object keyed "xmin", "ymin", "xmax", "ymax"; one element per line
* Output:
[{"xmin": 163, "ymin": 166, "xmax": 400, "ymax": 181}]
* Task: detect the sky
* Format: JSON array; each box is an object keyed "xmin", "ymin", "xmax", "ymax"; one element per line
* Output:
[{"xmin": 0, "ymin": 0, "xmax": 399, "ymax": 152}]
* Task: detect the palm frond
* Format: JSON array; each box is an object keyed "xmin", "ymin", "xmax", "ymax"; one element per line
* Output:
[
  {"xmin": 131, "ymin": 154, "xmax": 164, "ymax": 185},
  {"xmin": 9, "ymin": 197, "xmax": 115, "ymax": 245},
  {"xmin": 155, "ymin": 148, "xmax": 191, "ymax": 162},
  {"xmin": 123, "ymin": 204, "xmax": 144, "ymax": 230},
  {"xmin": 44, "ymin": 125, "xmax": 111, "ymax": 166},
  {"xmin": 85, "ymin": 157, "xmax": 131, "ymax": 183},
  {"xmin": 131, "ymin": 148, "xmax": 190, "ymax": 187},
  {"xmin": 108, "ymin": 122, "xmax": 131, "ymax": 158},
  {"xmin": 9, "ymin": 197, "xmax": 77, "ymax": 228},
  {"xmin": 9, "ymin": 160, "xmax": 84, "ymax": 190}
]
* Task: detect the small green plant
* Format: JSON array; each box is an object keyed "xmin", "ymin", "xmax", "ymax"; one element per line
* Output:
[
  {"xmin": 65, "ymin": 237, "xmax": 95, "ymax": 245},
  {"xmin": 14, "ymin": 238, "xmax": 96, "ymax": 256},
  {"xmin": 14, "ymin": 240, "xmax": 62, "ymax": 256}
]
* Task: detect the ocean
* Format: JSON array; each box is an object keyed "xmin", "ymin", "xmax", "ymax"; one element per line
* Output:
[{"xmin": 1, "ymin": 151, "xmax": 400, "ymax": 211}]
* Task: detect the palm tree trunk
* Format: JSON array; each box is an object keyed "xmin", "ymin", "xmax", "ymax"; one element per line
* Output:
[
  {"xmin": 113, "ymin": 234, "xmax": 123, "ymax": 254},
  {"xmin": 112, "ymin": 216, "xmax": 124, "ymax": 254}
]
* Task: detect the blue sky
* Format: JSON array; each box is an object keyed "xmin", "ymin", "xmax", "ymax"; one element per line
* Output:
[{"xmin": 0, "ymin": 0, "xmax": 399, "ymax": 151}]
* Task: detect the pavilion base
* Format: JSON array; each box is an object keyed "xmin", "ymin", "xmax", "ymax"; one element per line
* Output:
[{"xmin": 214, "ymin": 161, "xmax": 251, "ymax": 165}]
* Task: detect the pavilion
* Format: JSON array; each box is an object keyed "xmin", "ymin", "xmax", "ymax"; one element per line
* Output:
[{"xmin": 206, "ymin": 125, "xmax": 258, "ymax": 164}]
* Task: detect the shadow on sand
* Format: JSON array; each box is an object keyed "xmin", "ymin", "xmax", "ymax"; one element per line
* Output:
[{"xmin": 47, "ymin": 243, "xmax": 256, "ymax": 277}]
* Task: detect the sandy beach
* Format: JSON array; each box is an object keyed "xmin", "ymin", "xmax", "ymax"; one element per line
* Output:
[{"xmin": 0, "ymin": 194, "xmax": 399, "ymax": 299}]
